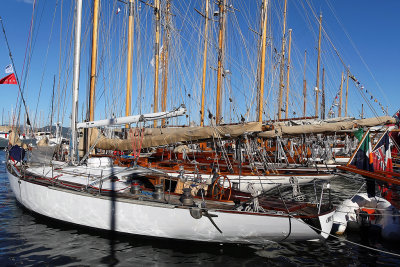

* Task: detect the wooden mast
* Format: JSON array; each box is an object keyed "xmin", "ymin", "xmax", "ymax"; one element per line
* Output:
[
  {"xmin": 161, "ymin": 0, "xmax": 171, "ymax": 127},
  {"xmin": 284, "ymin": 28, "xmax": 292, "ymax": 119},
  {"xmin": 215, "ymin": 0, "xmax": 226, "ymax": 125},
  {"xmin": 345, "ymin": 68, "xmax": 349, "ymax": 117},
  {"xmin": 88, "ymin": 0, "xmax": 100, "ymax": 122},
  {"xmin": 338, "ymin": 71, "xmax": 344, "ymax": 117},
  {"xmin": 125, "ymin": 0, "xmax": 135, "ymax": 128},
  {"xmin": 257, "ymin": 0, "xmax": 269, "ymax": 123},
  {"xmin": 200, "ymin": 0, "xmax": 210, "ymax": 127},
  {"xmin": 153, "ymin": 0, "xmax": 161, "ymax": 127},
  {"xmin": 303, "ymin": 50, "xmax": 307, "ymax": 117},
  {"xmin": 277, "ymin": 0, "xmax": 288, "ymax": 120},
  {"xmin": 321, "ymin": 67, "xmax": 325, "ymax": 119},
  {"xmin": 315, "ymin": 14, "xmax": 322, "ymax": 118},
  {"xmin": 85, "ymin": 0, "xmax": 100, "ymax": 155}
]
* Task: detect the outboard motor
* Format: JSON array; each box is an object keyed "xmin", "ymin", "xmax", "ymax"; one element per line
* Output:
[{"xmin": 357, "ymin": 209, "xmax": 371, "ymax": 228}]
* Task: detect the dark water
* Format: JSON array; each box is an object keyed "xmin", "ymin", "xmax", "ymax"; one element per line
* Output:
[{"xmin": 1, "ymin": 151, "xmax": 400, "ymax": 266}]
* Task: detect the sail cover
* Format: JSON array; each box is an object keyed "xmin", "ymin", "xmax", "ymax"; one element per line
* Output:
[
  {"xmin": 89, "ymin": 122, "xmax": 262, "ymax": 151},
  {"xmin": 258, "ymin": 116, "xmax": 396, "ymax": 138}
]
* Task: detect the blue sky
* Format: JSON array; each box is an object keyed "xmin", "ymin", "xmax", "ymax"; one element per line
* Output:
[{"xmin": 0, "ymin": 0, "xmax": 399, "ymax": 127}]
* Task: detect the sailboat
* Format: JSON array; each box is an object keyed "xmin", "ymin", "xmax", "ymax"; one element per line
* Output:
[
  {"xmin": 4, "ymin": 0, "xmax": 338, "ymax": 244},
  {"xmin": 7, "ymin": 112, "xmax": 336, "ymax": 244},
  {"xmin": 7, "ymin": 104, "xmax": 336, "ymax": 243}
]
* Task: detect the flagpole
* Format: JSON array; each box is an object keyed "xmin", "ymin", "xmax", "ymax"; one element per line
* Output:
[{"xmin": 0, "ymin": 17, "xmax": 33, "ymax": 134}]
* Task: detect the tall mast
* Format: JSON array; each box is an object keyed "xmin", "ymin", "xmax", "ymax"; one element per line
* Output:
[
  {"xmin": 284, "ymin": 28, "xmax": 292, "ymax": 119},
  {"xmin": 338, "ymin": 71, "xmax": 344, "ymax": 117},
  {"xmin": 161, "ymin": 0, "xmax": 171, "ymax": 127},
  {"xmin": 215, "ymin": 0, "xmax": 226, "ymax": 125},
  {"xmin": 321, "ymin": 67, "xmax": 325, "ymax": 119},
  {"xmin": 50, "ymin": 75, "xmax": 55, "ymax": 132},
  {"xmin": 71, "ymin": 0, "xmax": 83, "ymax": 163},
  {"xmin": 315, "ymin": 14, "xmax": 322, "ymax": 118},
  {"xmin": 257, "ymin": 0, "xmax": 269, "ymax": 123},
  {"xmin": 84, "ymin": 0, "xmax": 100, "ymax": 155},
  {"xmin": 361, "ymin": 104, "xmax": 364, "ymax": 119},
  {"xmin": 125, "ymin": 0, "xmax": 135, "ymax": 128},
  {"xmin": 88, "ymin": 0, "xmax": 100, "ymax": 122},
  {"xmin": 277, "ymin": 0, "xmax": 287, "ymax": 120},
  {"xmin": 153, "ymin": 0, "xmax": 161, "ymax": 127},
  {"xmin": 345, "ymin": 68, "xmax": 349, "ymax": 117},
  {"xmin": 200, "ymin": 0, "xmax": 210, "ymax": 127},
  {"xmin": 24, "ymin": 109, "xmax": 26, "ymax": 134},
  {"xmin": 303, "ymin": 50, "xmax": 307, "ymax": 117}
]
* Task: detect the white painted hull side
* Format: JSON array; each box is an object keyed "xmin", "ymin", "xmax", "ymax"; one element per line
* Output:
[{"xmin": 7, "ymin": 170, "xmax": 334, "ymax": 244}]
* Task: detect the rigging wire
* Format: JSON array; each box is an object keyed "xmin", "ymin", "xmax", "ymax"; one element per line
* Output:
[
  {"xmin": 34, "ymin": 0, "xmax": 59, "ymax": 129},
  {"xmin": 324, "ymin": 0, "xmax": 390, "ymax": 108},
  {"xmin": 0, "ymin": 17, "xmax": 34, "ymax": 134},
  {"xmin": 11, "ymin": 0, "xmax": 37, "ymax": 130},
  {"xmin": 304, "ymin": 0, "xmax": 379, "ymax": 119}
]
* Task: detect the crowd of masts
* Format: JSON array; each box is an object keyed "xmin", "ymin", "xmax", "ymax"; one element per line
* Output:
[
  {"xmin": 83, "ymin": 0, "xmax": 357, "ymax": 132},
  {"xmin": 6, "ymin": 0, "xmax": 388, "ymax": 140}
]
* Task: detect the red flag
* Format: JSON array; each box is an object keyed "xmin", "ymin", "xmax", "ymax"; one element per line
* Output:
[{"xmin": 0, "ymin": 73, "xmax": 17, "ymax": 84}]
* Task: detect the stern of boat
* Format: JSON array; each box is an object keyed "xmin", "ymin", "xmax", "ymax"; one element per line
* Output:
[{"xmin": 317, "ymin": 210, "xmax": 335, "ymax": 239}]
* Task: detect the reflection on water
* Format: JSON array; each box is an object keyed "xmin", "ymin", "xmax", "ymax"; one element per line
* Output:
[{"xmin": 1, "ymin": 151, "xmax": 400, "ymax": 266}]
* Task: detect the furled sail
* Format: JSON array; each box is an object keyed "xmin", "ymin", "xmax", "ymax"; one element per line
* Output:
[
  {"xmin": 8, "ymin": 130, "xmax": 29, "ymax": 149},
  {"xmin": 89, "ymin": 122, "xmax": 262, "ymax": 151},
  {"xmin": 258, "ymin": 116, "xmax": 395, "ymax": 138}
]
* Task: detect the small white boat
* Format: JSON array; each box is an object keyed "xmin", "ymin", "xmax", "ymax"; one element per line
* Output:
[{"xmin": 332, "ymin": 193, "xmax": 400, "ymax": 240}]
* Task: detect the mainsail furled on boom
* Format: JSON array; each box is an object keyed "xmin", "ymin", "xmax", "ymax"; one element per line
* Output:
[
  {"xmin": 258, "ymin": 116, "xmax": 395, "ymax": 138},
  {"xmin": 89, "ymin": 122, "xmax": 262, "ymax": 151}
]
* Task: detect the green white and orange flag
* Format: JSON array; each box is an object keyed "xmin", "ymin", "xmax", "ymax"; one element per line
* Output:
[{"xmin": 349, "ymin": 128, "xmax": 374, "ymax": 172}]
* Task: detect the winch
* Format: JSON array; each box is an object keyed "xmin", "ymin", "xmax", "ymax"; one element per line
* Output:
[{"xmin": 180, "ymin": 188, "xmax": 194, "ymax": 206}]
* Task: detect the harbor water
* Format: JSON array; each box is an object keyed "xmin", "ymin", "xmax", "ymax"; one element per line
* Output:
[{"xmin": 1, "ymin": 151, "xmax": 400, "ymax": 266}]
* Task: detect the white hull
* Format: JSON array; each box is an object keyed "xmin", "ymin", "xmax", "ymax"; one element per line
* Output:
[{"xmin": 7, "ymin": 167, "xmax": 334, "ymax": 244}]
